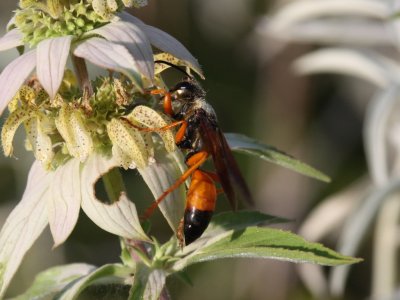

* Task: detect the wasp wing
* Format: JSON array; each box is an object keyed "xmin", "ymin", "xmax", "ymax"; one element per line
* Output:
[{"xmin": 199, "ymin": 116, "xmax": 253, "ymax": 209}]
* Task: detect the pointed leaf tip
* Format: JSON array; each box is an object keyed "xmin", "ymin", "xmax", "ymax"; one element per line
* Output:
[{"xmin": 173, "ymin": 227, "xmax": 362, "ymax": 271}]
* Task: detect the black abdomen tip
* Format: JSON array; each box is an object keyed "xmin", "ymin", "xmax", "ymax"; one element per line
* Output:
[{"xmin": 184, "ymin": 208, "xmax": 213, "ymax": 245}]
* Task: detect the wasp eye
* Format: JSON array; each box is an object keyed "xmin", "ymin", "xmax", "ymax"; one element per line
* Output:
[{"xmin": 172, "ymin": 81, "xmax": 195, "ymax": 100}]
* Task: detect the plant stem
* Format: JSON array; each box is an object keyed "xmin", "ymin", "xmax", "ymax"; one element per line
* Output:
[
  {"xmin": 101, "ymin": 168, "xmax": 125, "ymax": 203},
  {"xmin": 72, "ymin": 55, "xmax": 93, "ymax": 97}
]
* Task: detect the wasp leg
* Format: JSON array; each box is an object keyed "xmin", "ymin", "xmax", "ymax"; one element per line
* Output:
[
  {"xmin": 141, "ymin": 151, "xmax": 209, "ymax": 220},
  {"xmin": 148, "ymin": 89, "xmax": 173, "ymax": 116},
  {"xmin": 121, "ymin": 117, "xmax": 185, "ymax": 133}
]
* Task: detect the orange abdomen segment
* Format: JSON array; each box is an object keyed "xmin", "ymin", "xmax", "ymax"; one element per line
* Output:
[
  {"xmin": 184, "ymin": 170, "xmax": 217, "ymax": 245},
  {"xmin": 186, "ymin": 170, "xmax": 217, "ymax": 211}
]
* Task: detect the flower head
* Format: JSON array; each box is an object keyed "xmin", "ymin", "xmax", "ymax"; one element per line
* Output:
[{"xmin": 0, "ymin": 0, "xmax": 201, "ymax": 296}]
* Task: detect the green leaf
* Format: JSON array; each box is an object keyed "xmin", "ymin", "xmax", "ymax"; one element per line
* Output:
[
  {"xmin": 173, "ymin": 227, "xmax": 361, "ymax": 271},
  {"xmin": 12, "ymin": 263, "xmax": 96, "ymax": 300},
  {"xmin": 203, "ymin": 210, "xmax": 289, "ymax": 238},
  {"xmin": 225, "ymin": 133, "xmax": 330, "ymax": 182},
  {"xmin": 129, "ymin": 264, "xmax": 166, "ymax": 300},
  {"xmin": 57, "ymin": 264, "xmax": 132, "ymax": 300}
]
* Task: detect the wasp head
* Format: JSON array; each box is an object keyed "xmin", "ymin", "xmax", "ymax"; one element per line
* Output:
[{"xmin": 169, "ymin": 77, "xmax": 205, "ymax": 102}]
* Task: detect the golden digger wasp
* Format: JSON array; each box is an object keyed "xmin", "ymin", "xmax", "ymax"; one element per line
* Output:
[{"xmin": 125, "ymin": 61, "xmax": 253, "ymax": 245}]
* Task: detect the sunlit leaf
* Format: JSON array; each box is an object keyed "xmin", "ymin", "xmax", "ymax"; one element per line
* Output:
[
  {"xmin": 58, "ymin": 264, "xmax": 131, "ymax": 300},
  {"xmin": 173, "ymin": 227, "xmax": 362, "ymax": 272},
  {"xmin": 293, "ymin": 48, "xmax": 400, "ymax": 88},
  {"xmin": 203, "ymin": 210, "xmax": 289, "ymax": 237},
  {"xmin": 129, "ymin": 264, "xmax": 166, "ymax": 300},
  {"xmin": 0, "ymin": 162, "xmax": 53, "ymax": 298},
  {"xmin": 13, "ymin": 263, "xmax": 96, "ymax": 300},
  {"xmin": 36, "ymin": 36, "xmax": 72, "ymax": 99},
  {"xmin": 225, "ymin": 133, "xmax": 330, "ymax": 182}
]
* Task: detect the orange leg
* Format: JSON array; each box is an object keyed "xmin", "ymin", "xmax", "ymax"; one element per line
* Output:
[
  {"xmin": 141, "ymin": 151, "xmax": 209, "ymax": 220},
  {"xmin": 148, "ymin": 89, "xmax": 173, "ymax": 116},
  {"xmin": 121, "ymin": 117, "xmax": 186, "ymax": 133}
]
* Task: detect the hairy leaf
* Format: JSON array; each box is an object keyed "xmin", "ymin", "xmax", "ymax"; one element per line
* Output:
[
  {"xmin": 226, "ymin": 133, "xmax": 330, "ymax": 182},
  {"xmin": 173, "ymin": 227, "xmax": 361, "ymax": 271}
]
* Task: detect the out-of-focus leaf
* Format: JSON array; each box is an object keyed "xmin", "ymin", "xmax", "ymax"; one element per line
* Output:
[
  {"xmin": 0, "ymin": 162, "xmax": 52, "ymax": 298},
  {"xmin": 13, "ymin": 263, "xmax": 96, "ymax": 300},
  {"xmin": 258, "ymin": 17, "xmax": 394, "ymax": 46},
  {"xmin": 364, "ymin": 87, "xmax": 398, "ymax": 185},
  {"xmin": 57, "ymin": 264, "xmax": 131, "ymax": 300},
  {"xmin": 36, "ymin": 36, "xmax": 72, "ymax": 99},
  {"xmin": 225, "ymin": 133, "xmax": 330, "ymax": 182},
  {"xmin": 296, "ymin": 178, "xmax": 369, "ymax": 298},
  {"xmin": 0, "ymin": 50, "xmax": 36, "ymax": 116},
  {"xmin": 293, "ymin": 48, "xmax": 400, "ymax": 88},
  {"xmin": 129, "ymin": 264, "xmax": 166, "ymax": 300},
  {"xmin": 330, "ymin": 178, "xmax": 400, "ymax": 296},
  {"xmin": 268, "ymin": 0, "xmax": 389, "ymax": 33},
  {"xmin": 173, "ymin": 227, "xmax": 362, "ymax": 272}
]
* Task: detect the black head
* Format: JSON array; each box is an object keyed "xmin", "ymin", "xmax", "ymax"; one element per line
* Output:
[{"xmin": 169, "ymin": 77, "xmax": 206, "ymax": 102}]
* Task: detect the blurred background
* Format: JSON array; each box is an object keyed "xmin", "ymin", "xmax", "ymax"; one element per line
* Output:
[{"xmin": 1, "ymin": 0, "xmax": 397, "ymax": 299}]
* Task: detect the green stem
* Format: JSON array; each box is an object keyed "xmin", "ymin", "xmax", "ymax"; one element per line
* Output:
[{"xmin": 101, "ymin": 168, "xmax": 126, "ymax": 203}]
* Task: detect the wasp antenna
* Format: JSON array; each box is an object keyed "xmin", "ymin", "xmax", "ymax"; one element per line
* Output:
[{"xmin": 154, "ymin": 60, "xmax": 194, "ymax": 79}]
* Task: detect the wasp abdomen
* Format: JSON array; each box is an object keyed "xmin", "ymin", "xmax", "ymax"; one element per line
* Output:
[{"xmin": 184, "ymin": 170, "xmax": 216, "ymax": 245}]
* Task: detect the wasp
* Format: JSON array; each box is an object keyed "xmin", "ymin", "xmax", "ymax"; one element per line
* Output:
[{"xmin": 128, "ymin": 61, "xmax": 253, "ymax": 245}]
